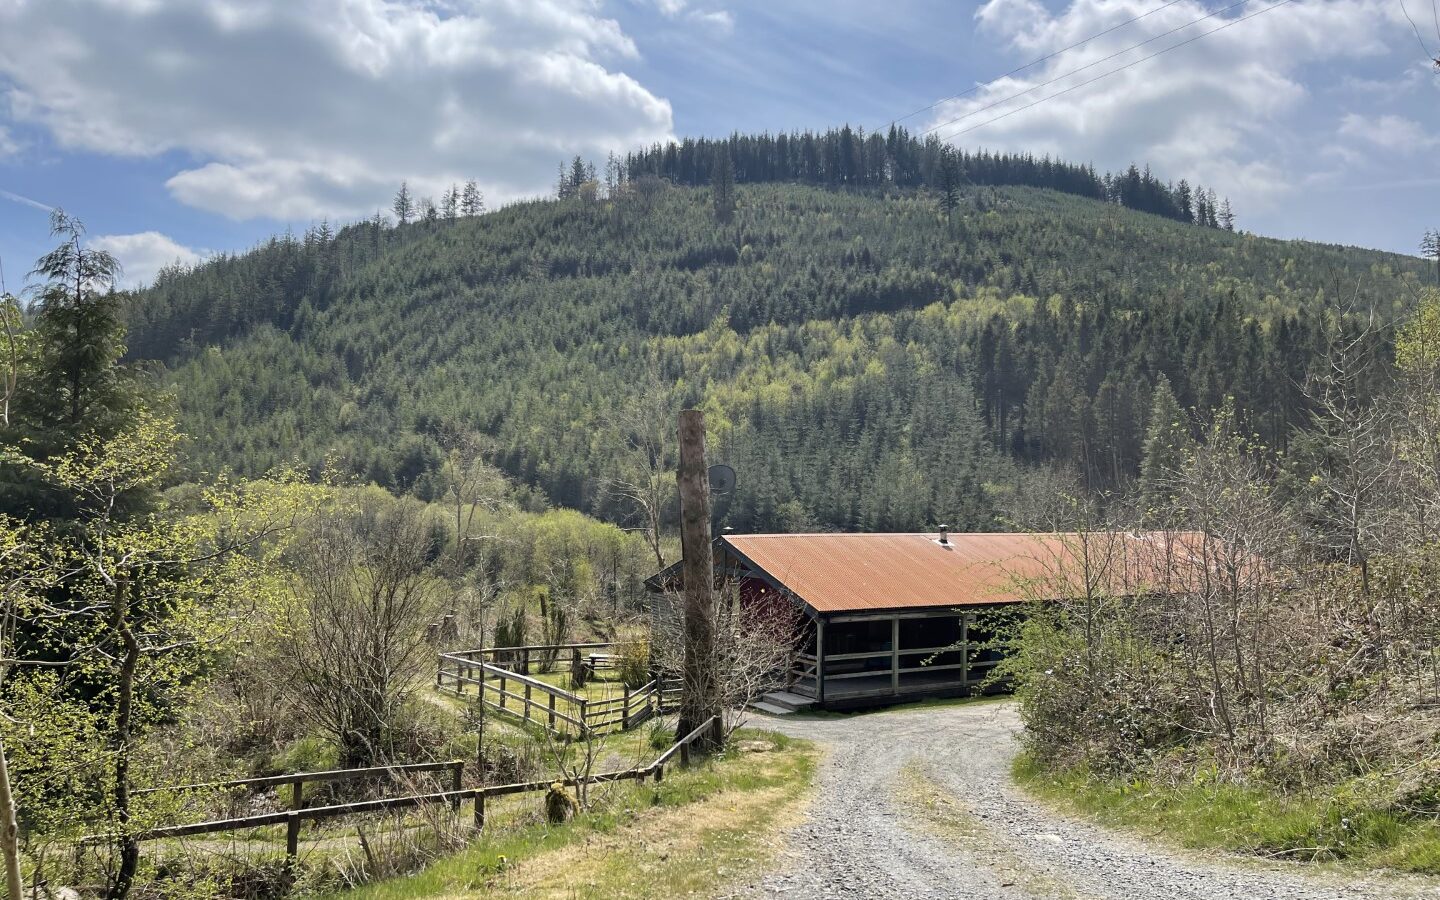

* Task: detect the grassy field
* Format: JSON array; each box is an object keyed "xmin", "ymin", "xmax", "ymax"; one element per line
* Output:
[
  {"xmin": 320, "ymin": 728, "xmax": 817, "ymax": 899},
  {"xmin": 1014, "ymin": 754, "xmax": 1440, "ymax": 875}
]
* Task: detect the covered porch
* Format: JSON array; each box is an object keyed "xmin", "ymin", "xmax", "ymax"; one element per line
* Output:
[{"xmin": 785, "ymin": 608, "xmax": 1008, "ymax": 707}]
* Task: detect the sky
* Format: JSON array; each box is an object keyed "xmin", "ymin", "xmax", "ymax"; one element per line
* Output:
[{"xmin": 0, "ymin": 0, "xmax": 1436, "ymax": 290}]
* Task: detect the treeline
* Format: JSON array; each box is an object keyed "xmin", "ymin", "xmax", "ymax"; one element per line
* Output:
[
  {"xmin": 624, "ymin": 125, "xmax": 1233, "ymax": 228},
  {"xmin": 123, "ymin": 180, "xmax": 1429, "ymax": 535}
]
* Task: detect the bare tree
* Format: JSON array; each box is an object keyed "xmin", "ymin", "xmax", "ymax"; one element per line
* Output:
[
  {"xmin": 277, "ymin": 498, "xmax": 443, "ymax": 768},
  {"xmin": 601, "ymin": 378, "xmax": 674, "ymax": 571}
]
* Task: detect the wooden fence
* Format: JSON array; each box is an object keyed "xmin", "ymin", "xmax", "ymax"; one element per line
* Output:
[
  {"xmin": 94, "ymin": 716, "xmax": 723, "ymax": 864},
  {"xmin": 436, "ymin": 644, "xmax": 679, "ymax": 736}
]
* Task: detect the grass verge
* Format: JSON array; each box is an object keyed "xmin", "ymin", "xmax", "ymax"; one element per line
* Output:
[
  {"xmin": 1013, "ymin": 754, "xmax": 1440, "ymax": 875},
  {"xmin": 323, "ymin": 728, "xmax": 817, "ymax": 899}
]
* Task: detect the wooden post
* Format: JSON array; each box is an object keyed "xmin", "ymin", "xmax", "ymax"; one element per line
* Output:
[
  {"xmin": 285, "ymin": 812, "xmax": 300, "ymax": 861},
  {"xmin": 498, "ymin": 673, "xmax": 507, "ymax": 711},
  {"xmin": 579, "ymin": 698, "xmax": 588, "ymax": 735},
  {"xmin": 680, "ymin": 743, "xmax": 690, "ymax": 767},
  {"xmin": 547, "ymin": 692, "xmax": 557, "ymax": 730},
  {"xmin": 522, "ymin": 648, "xmax": 530, "ymax": 676},
  {"xmin": 473, "ymin": 792, "xmax": 486, "ymax": 829},
  {"xmin": 816, "ymin": 617, "xmax": 827, "ymax": 707},
  {"xmin": 961, "ymin": 613, "xmax": 972, "ymax": 687},
  {"xmin": 450, "ymin": 763, "xmax": 463, "ymax": 812},
  {"xmin": 891, "ymin": 615, "xmax": 901, "ymax": 694},
  {"xmin": 622, "ymin": 684, "xmax": 631, "ymax": 730},
  {"xmin": 654, "ymin": 764, "xmax": 664, "ymax": 783},
  {"xmin": 524, "ymin": 683, "xmax": 532, "ymax": 722},
  {"xmin": 675, "ymin": 409, "xmax": 720, "ymax": 752},
  {"xmin": 290, "ymin": 778, "xmax": 304, "ymax": 812}
]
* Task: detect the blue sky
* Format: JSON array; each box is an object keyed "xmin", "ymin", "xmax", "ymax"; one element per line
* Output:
[{"xmin": 1, "ymin": 0, "xmax": 1436, "ymax": 291}]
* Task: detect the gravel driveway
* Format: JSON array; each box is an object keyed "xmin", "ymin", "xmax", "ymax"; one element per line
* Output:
[{"xmin": 728, "ymin": 700, "xmax": 1440, "ymax": 900}]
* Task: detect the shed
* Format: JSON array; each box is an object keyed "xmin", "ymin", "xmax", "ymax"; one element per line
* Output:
[{"xmin": 648, "ymin": 529, "xmax": 1194, "ymax": 710}]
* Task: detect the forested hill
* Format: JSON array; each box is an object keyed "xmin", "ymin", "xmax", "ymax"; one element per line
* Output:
[{"xmin": 125, "ymin": 174, "xmax": 1429, "ymax": 534}]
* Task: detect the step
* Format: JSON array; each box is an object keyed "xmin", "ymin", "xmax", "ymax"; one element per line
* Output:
[
  {"xmin": 762, "ymin": 690, "xmax": 817, "ymax": 712},
  {"xmin": 747, "ymin": 700, "xmax": 794, "ymax": 716}
]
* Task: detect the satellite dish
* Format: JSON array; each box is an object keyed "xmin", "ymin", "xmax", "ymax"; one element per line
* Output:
[{"xmin": 708, "ymin": 464, "xmax": 737, "ymax": 494}]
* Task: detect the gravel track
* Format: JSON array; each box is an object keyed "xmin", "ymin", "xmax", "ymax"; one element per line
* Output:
[{"xmin": 729, "ymin": 700, "xmax": 1440, "ymax": 899}]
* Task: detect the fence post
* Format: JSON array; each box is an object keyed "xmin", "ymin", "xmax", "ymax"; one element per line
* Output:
[
  {"xmin": 679, "ymin": 742, "xmax": 690, "ymax": 768},
  {"xmin": 450, "ymin": 763, "xmax": 463, "ymax": 812},
  {"xmin": 524, "ymin": 682, "xmax": 532, "ymax": 723},
  {"xmin": 473, "ymin": 791, "xmax": 486, "ymax": 829},
  {"xmin": 579, "ymin": 698, "xmax": 588, "ymax": 736},
  {"xmin": 548, "ymin": 692, "xmax": 557, "ymax": 731},
  {"xmin": 499, "ymin": 673, "xmax": 507, "ymax": 711},
  {"xmin": 622, "ymin": 684, "xmax": 631, "ymax": 730},
  {"xmin": 285, "ymin": 812, "xmax": 301, "ymax": 861},
  {"xmin": 654, "ymin": 764, "xmax": 664, "ymax": 783},
  {"xmin": 710, "ymin": 715, "xmax": 724, "ymax": 748},
  {"xmin": 290, "ymin": 778, "xmax": 304, "ymax": 812},
  {"xmin": 522, "ymin": 648, "xmax": 530, "ymax": 675}
]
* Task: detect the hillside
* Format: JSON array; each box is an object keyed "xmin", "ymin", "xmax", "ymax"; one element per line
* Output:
[{"xmin": 125, "ymin": 176, "xmax": 1430, "ymax": 533}]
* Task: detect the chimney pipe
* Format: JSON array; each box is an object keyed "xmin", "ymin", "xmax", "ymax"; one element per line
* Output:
[{"xmin": 939, "ymin": 524, "xmax": 949, "ymax": 545}]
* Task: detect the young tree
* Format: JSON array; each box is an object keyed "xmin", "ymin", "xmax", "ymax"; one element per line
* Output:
[
  {"xmin": 275, "ymin": 496, "xmax": 443, "ymax": 768},
  {"xmin": 938, "ymin": 148, "xmax": 963, "ymax": 228},
  {"xmin": 22, "ymin": 211, "xmax": 125, "ymax": 430},
  {"xmin": 711, "ymin": 152, "xmax": 736, "ymax": 224},
  {"xmin": 421, "ymin": 196, "xmax": 439, "ymax": 224},
  {"xmin": 600, "ymin": 379, "xmax": 674, "ymax": 571},
  {"xmin": 392, "ymin": 181, "xmax": 415, "ymax": 225},
  {"xmin": 442, "ymin": 184, "xmax": 459, "ymax": 221}
]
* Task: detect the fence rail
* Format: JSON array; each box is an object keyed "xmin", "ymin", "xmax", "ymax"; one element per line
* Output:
[
  {"xmin": 436, "ymin": 646, "xmax": 679, "ymax": 736},
  {"xmin": 92, "ymin": 715, "xmax": 723, "ymax": 862}
]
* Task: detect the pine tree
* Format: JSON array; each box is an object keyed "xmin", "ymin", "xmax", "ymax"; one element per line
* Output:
[
  {"xmin": 1176, "ymin": 179, "xmax": 1193, "ymax": 223},
  {"xmin": 938, "ymin": 149, "xmax": 963, "ymax": 227},
  {"xmin": 421, "ymin": 197, "xmax": 439, "ymax": 223},
  {"xmin": 1139, "ymin": 375, "xmax": 1192, "ymax": 522},
  {"xmin": 1422, "ymin": 229, "xmax": 1440, "ymax": 286},
  {"xmin": 711, "ymin": 152, "xmax": 736, "ymax": 224},
  {"xmin": 461, "ymin": 180, "xmax": 484, "ymax": 216},
  {"xmin": 1218, "ymin": 198, "xmax": 1235, "ymax": 231},
  {"xmin": 392, "ymin": 181, "xmax": 415, "ymax": 225},
  {"xmin": 442, "ymin": 184, "xmax": 459, "ymax": 221}
]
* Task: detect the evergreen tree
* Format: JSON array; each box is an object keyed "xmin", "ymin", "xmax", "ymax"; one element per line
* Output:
[
  {"xmin": 392, "ymin": 181, "xmax": 415, "ymax": 225},
  {"xmin": 19, "ymin": 211, "xmax": 127, "ymax": 431},
  {"xmin": 711, "ymin": 151, "xmax": 736, "ymax": 224},
  {"xmin": 421, "ymin": 197, "xmax": 439, "ymax": 224},
  {"xmin": 1422, "ymin": 229, "xmax": 1440, "ymax": 286},
  {"xmin": 461, "ymin": 180, "xmax": 484, "ymax": 216},
  {"xmin": 1177, "ymin": 179, "xmax": 1193, "ymax": 223},
  {"xmin": 938, "ymin": 149, "xmax": 963, "ymax": 227},
  {"xmin": 442, "ymin": 184, "xmax": 459, "ymax": 221},
  {"xmin": 1218, "ymin": 198, "xmax": 1236, "ymax": 231},
  {"xmin": 1139, "ymin": 375, "xmax": 1192, "ymax": 521}
]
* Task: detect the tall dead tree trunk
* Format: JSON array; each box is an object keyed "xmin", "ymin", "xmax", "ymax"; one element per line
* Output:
[
  {"xmin": 675, "ymin": 409, "xmax": 721, "ymax": 752},
  {"xmin": 0, "ymin": 734, "xmax": 20, "ymax": 900}
]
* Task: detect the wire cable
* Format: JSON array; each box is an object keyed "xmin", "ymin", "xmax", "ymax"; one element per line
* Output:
[
  {"xmin": 889, "ymin": 0, "xmax": 1191, "ymax": 126},
  {"xmin": 934, "ymin": 0, "xmax": 1296, "ymax": 142},
  {"xmin": 921, "ymin": 0, "xmax": 1263, "ymax": 139}
]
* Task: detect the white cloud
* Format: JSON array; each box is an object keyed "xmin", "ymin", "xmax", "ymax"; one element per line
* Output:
[
  {"xmin": 647, "ymin": 0, "xmax": 733, "ymax": 33},
  {"xmin": 0, "ymin": 0, "xmax": 675, "ymax": 221},
  {"xmin": 0, "ymin": 126, "xmax": 17, "ymax": 158},
  {"xmin": 933, "ymin": 0, "xmax": 1412, "ymax": 212},
  {"xmin": 90, "ymin": 231, "xmax": 205, "ymax": 289},
  {"xmin": 1337, "ymin": 112, "xmax": 1440, "ymax": 153}
]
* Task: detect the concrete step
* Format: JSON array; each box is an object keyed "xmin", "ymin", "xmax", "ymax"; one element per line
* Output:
[
  {"xmin": 762, "ymin": 690, "xmax": 817, "ymax": 712},
  {"xmin": 748, "ymin": 700, "xmax": 794, "ymax": 716}
]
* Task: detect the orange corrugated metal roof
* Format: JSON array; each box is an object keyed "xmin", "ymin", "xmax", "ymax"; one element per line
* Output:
[{"xmin": 722, "ymin": 531, "xmax": 1205, "ymax": 613}]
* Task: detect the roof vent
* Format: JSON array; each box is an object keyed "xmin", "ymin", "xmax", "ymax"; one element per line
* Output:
[{"xmin": 938, "ymin": 524, "xmax": 949, "ymax": 545}]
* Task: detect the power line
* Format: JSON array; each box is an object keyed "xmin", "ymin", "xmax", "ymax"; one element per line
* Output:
[
  {"xmin": 889, "ymin": 0, "xmax": 1191, "ymax": 127},
  {"xmin": 1398, "ymin": 0, "xmax": 1438, "ymax": 61},
  {"xmin": 934, "ymin": 0, "xmax": 1296, "ymax": 143},
  {"xmin": 921, "ymin": 0, "xmax": 1262, "ymax": 139}
]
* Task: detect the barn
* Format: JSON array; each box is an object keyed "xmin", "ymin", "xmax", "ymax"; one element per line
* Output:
[{"xmin": 649, "ymin": 528, "xmax": 1187, "ymax": 712}]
